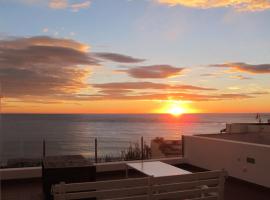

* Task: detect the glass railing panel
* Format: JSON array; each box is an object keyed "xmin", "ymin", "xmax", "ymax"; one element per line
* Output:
[
  {"xmin": 0, "ymin": 136, "xmax": 184, "ymax": 168},
  {"xmin": 0, "ymin": 140, "xmax": 43, "ymax": 168}
]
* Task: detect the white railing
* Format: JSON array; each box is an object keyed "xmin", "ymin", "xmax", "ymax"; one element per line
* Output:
[{"xmin": 52, "ymin": 170, "xmax": 227, "ymax": 200}]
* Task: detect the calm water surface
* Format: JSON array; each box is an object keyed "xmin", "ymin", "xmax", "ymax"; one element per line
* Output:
[{"xmin": 1, "ymin": 113, "xmax": 269, "ymax": 161}]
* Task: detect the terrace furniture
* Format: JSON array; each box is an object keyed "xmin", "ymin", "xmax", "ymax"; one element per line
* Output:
[
  {"xmin": 42, "ymin": 155, "xmax": 96, "ymax": 200},
  {"xmin": 125, "ymin": 161, "xmax": 191, "ymax": 178},
  {"xmin": 52, "ymin": 169, "xmax": 227, "ymax": 200}
]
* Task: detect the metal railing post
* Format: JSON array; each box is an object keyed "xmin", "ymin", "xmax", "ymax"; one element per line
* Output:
[
  {"xmin": 141, "ymin": 136, "xmax": 144, "ymax": 160},
  {"xmin": 95, "ymin": 138, "xmax": 97, "ymax": 163},
  {"xmin": 43, "ymin": 139, "xmax": 46, "ymax": 158}
]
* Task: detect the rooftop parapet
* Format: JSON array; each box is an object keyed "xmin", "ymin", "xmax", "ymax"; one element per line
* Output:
[{"xmin": 225, "ymin": 123, "xmax": 270, "ymax": 134}]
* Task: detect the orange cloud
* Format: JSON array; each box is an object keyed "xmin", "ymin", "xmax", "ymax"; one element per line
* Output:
[
  {"xmin": 70, "ymin": 0, "xmax": 91, "ymax": 12},
  {"xmin": 49, "ymin": 0, "xmax": 68, "ymax": 9},
  {"xmin": 48, "ymin": 0, "xmax": 91, "ymax": 11},
  {"xmin": 158, "ymin": 0, "xmax": 270, "ymax": 11}
]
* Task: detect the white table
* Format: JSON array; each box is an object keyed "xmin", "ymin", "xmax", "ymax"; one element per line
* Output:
[{"xmin": 126, "ymin": 161, "xmax": 191, "ymax": 178}]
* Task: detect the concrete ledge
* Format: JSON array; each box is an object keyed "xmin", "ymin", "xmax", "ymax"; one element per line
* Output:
[
  {"xmin": 0, "ymin": 167, "xmax": 41, "ymax": 180},
  {"xmin": 193, "ymin": 135, "xmax": 270, "ymax": 148},
  {"xmin": 0, "ymin": 157, "xmax": 185, "ymax": 180}
]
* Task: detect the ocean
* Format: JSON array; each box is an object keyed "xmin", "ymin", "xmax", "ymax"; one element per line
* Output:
[{"xmin": 1, "ymin": 113, "xmax": 269, "ymax": 164}]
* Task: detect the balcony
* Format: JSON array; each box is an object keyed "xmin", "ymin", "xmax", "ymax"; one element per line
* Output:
[{"xmin": 1, "ymin": 156, "xmax": 270, "ymax": 200}]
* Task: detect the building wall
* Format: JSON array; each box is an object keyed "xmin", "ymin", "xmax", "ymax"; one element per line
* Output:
[
  {"xmin": 151, "ymin": 140, "xmax": 182, "ymax": 158},
  {"xmin": 184, "ymin": 136, "xmax": 270, "ymax": 188},
  {"xmin": 226, "ymin": 123, "xmax": 270, "ymax": 134},
  {"xmin": 151, "ymin": 140, "xmax": 165, "ymax": 158}
]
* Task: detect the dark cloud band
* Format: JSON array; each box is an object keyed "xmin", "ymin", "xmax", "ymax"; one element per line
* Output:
[
  {"xmin": 92, "ymin": 81, "xmax": 216, "ymax": 91},
  {"xmin": 117, "ymin": 65, "xmax": 185, "ymax": 78},
  {"xmin": 211, "ymin": 63, "xmax": 270, "ymax": 74},
  {"xmin": 94, "ymin": 52, "xmax": 145, "ymax": 63}
]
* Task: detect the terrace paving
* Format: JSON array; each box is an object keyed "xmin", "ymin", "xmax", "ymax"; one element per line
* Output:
[{"xmin": 1, "ymin": 164, "xmax": 270, "ymax": 200}]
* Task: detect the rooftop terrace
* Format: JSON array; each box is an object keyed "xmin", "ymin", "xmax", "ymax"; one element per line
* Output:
[{"xmin": 1, "ymin": 163, "xmax": 270, "ymax": 200}]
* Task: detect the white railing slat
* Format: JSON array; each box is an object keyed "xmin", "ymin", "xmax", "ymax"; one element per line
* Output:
[{"xmin": 64, "ymin": 177, "xmax": 149, "ymax": 192}]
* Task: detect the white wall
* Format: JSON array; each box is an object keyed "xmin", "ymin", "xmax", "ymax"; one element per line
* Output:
[{"xmin": 184, "ymin": 136, "xmax": 270, "ymax": 188}]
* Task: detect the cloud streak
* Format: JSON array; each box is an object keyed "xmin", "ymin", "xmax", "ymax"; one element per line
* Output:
[
  {"xmin": 49, "ymin": 0, "xmax": 91, "ymax": 11},
  {"xmin": 118, "ymin": 65, "xmax": 185, "ymax": 78},
  {"xmin": 94, "ymin": 52, "xmax": 145, "ymax": 63},
  {"xmin": 230, "ymin": 75, "xmax": 252, "ymax": 80},
  {"xmin": 12, "ymin": 0, "xmax": 91, "ymax": 11},
  {"xmin": 211, "ymin": 62, "xmax": 270, "ymax": 74},
  {"xmin": 88, "ymin": 81, "xmax": 266, "ymax": 102},
  {"xmin": 157, "ymin": 0, "xmax": 270, "ymax": 11},
  {"xmin": 74, "ymin": 91, "xmax": 256, "ymax": 102},
  {"xmin": 70, "ymin": 0, "xmax": 91, "ymax": 12},
  {"xmin": 0, "ymin": 36, "xmax": 89, "ymax": 51},
  {"xmin": 92, "ymin": 81, "xmax": 216, "ymax": 91}
]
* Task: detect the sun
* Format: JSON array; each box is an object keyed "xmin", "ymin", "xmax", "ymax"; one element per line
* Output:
[
  {"xmin": 167, "ymin": 105, "xmax": 185, "ymax": 116},
  {"xmin": 156, "ymin": 100, "xmax": 190, "ymax": 116}
]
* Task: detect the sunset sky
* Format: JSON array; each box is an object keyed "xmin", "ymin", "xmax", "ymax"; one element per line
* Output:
[{"xmin": 0, "ymin": 0, "xmax": 270, "ymax": 114}]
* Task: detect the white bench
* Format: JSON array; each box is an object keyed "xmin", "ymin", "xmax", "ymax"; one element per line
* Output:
[{"xmin": 52, "ymin": 170, "xmax": 227, "ymax": 200}]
